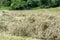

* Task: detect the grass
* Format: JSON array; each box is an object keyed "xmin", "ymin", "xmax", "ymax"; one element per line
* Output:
[
  {"xmin": 0, "ymin": 7, "xmax": 60, "ymax": 40},
  {"xmin": 48, "ymin": 7, "xmax": 60, "ymax": 12},
  {"xmin": 0, "ymin": 34, "xmax": 40, "ymax": 40},
  {"xmin": 0, "ymin": 6, "xmax": 11, "ymax": 10},
  {"xmin": 0, "ymin": 6, "xmax": 60, "ymax": 12},
  {"xmin": 31, "ymin": 7, "xmax": 60, "ymax": 12}
]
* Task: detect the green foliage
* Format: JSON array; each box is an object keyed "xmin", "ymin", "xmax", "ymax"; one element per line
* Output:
[
  {"xmin": 0, "ymin": 0, "xmax": 60, "ymax": 10},
  {"xmin": 2, "ymin": 0, "xmax": 11, "ymax": 6}
]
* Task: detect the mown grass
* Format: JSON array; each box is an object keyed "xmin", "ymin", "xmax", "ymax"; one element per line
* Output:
[
  {"xmin": 0, "ymin": 8, "xmax": 60, "ymax": 40},
  {"xmin": 0, "ymin": 34, "xmax": 40, "ymax": 40}
]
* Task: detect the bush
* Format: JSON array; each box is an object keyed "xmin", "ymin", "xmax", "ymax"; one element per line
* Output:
[
  {"xmin": 1, "ymin": 0, "xmax": 60, "ymax": 10},
  {"xmin": 2, "ymin": 0, "xmax": 11, "ymax": 6}
]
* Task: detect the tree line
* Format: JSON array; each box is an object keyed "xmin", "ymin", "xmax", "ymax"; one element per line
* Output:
[{"xmin": 1, "ymin": 0, "xmax": 60, "ymax": 10}]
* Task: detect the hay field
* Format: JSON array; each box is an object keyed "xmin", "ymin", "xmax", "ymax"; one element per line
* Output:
[{"xmin": 0, "ymin": 9, "xmax": 60, "ymax": 40}]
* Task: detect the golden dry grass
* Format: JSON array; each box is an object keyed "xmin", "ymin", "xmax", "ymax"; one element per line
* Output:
[{"xmin": 0, "ymin": 10, "xmax": 60, "ymax": 40}]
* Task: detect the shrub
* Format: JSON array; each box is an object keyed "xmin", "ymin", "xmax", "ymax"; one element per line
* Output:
[{"xmin": 1, "ymin": 0, "xmax": 60, "ymax": 10}]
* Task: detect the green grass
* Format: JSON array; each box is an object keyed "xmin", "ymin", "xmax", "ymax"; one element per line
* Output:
[
  {"xmin": 0, "ymin": 6, "xmax": 11, "ymax": 10},
  {"xmin": 48, "ymin": 7, "xmax": 60, "ymax": 12},
  {"xmin": 0, "ymin": 6, "xmax": 60, "ymax": 12},
  {"xmin": 31, "ymin": 7, "xmax": 60, "ymax": 12}
]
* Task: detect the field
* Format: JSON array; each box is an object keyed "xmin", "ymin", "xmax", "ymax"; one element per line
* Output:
[
  {"xmin": 0, "ymin": 8, "xmax": 60, "ymax": 40},
  {"xmin": 0, "ymin": 33, "xmax": 40, "ymax": 40}
]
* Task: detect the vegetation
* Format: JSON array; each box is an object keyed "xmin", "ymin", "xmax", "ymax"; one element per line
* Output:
[
  {"xmin": 0, "ymin": 0, "xmax": 60, "ymax": 10},
  {"xmin": 0, "ymin": 34, "xmax": 40, "ymax": 40},
  {"xmin": 0, "ymin": 10, "xmax": 60, "ymax": 40}
]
